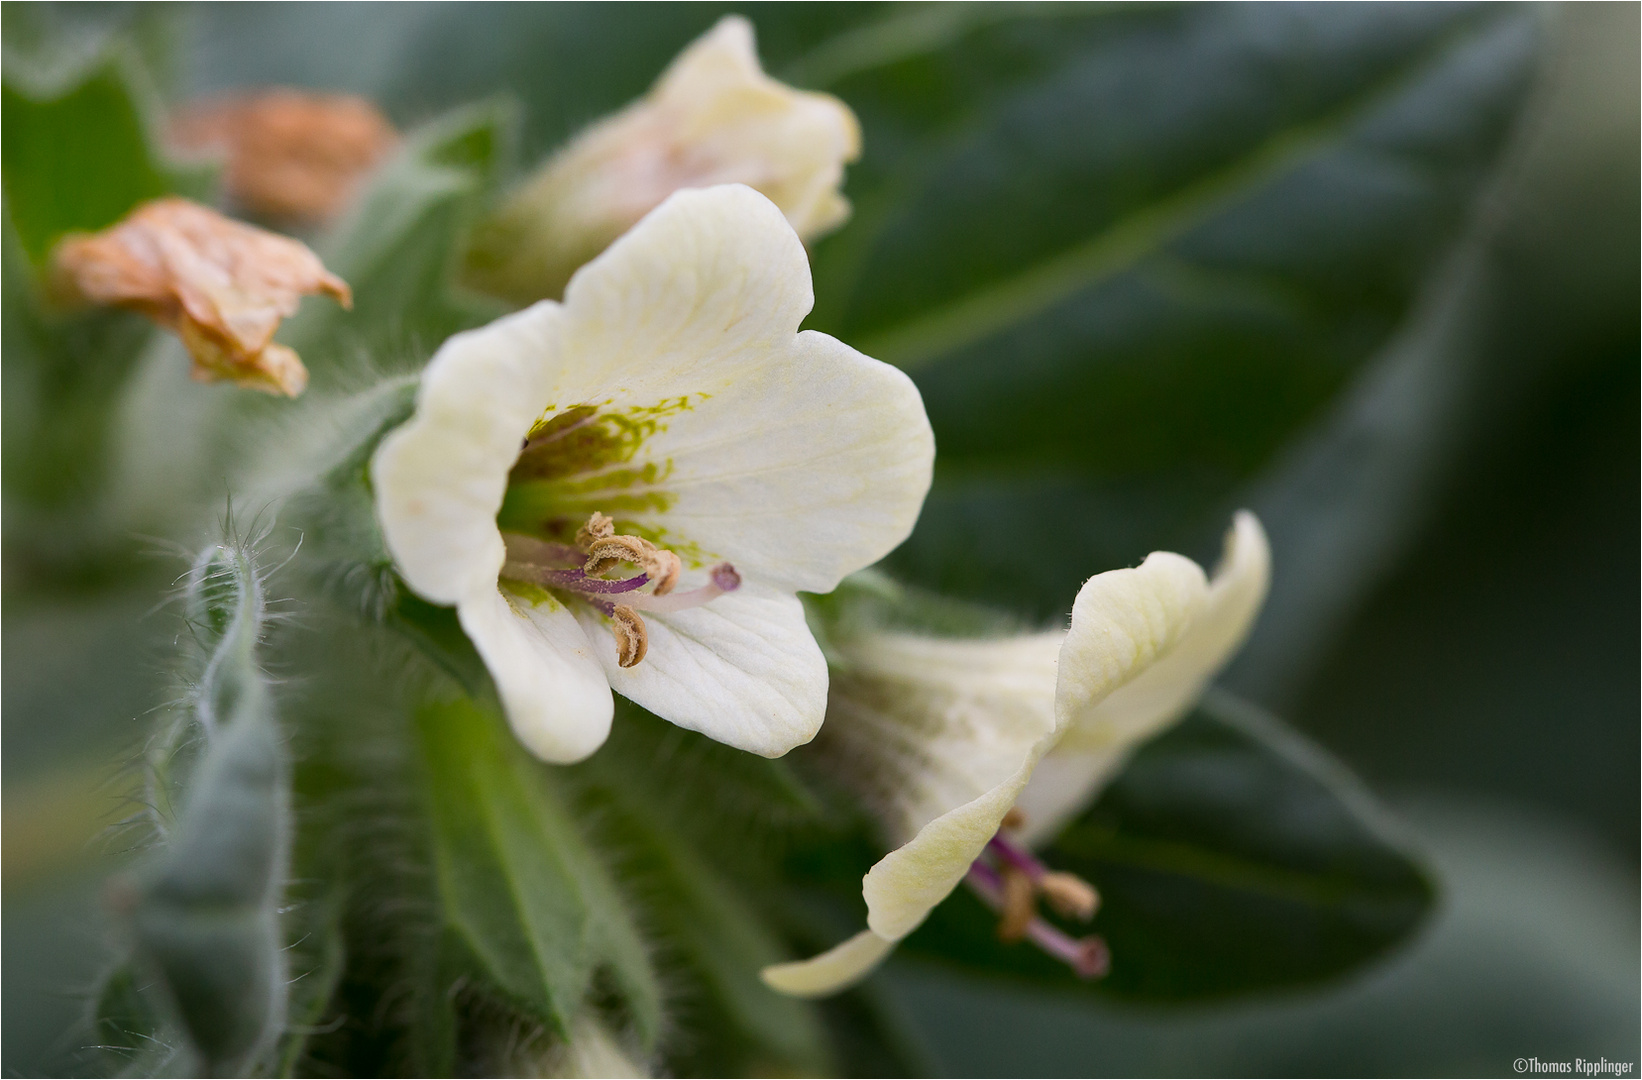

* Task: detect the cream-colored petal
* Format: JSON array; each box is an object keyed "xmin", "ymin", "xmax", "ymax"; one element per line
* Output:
[
  {"xmin": 458, "ymin": 586, "xmax": 614, "ymax": 764},
  {"xmin": 759, "ymin": 930, "xmax": 895, "ymax": 999},
  {"xmin": 860, "ymin": 552, "xmax": 1209, "ymax": 943},
  {"xmin": 1054, "ymin": 513, "xmax": 1269, "ymax": 752},
  {"xmin": 557, "ymin": 184, "xmax": 813, "ymax": 381},
  {"xmin": 507, "ymin": 186, "xmax": 932, "ymax": 592},
  {"xmin": 654, "ymin": 15, "xmax": 765, "ymax": 99},
  {"xmin": 1018, "ymin": 513, "xmax": 1271, "ymax": 844},
  {"xmin": 607, "ymin": 328, "xmax": 932, "ymax": 593},
  {"xmin": 1010, "ymin": 747, "xmax": 1130, "ymax": 850},
  {"xmin": 572, "ymin": 581, "xmax": 826, "ymax": 758},
  {"xmin": 372, "ymin": 302, "xmax": 564, "ymax": 603},
  {"xmin": 819, "ymin": 631, "xmax": 1063, "ymax": 847}
]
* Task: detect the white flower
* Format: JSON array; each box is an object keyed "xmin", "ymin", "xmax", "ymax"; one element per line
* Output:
[
  {"xmin": 761, "ymin": 514, "xmax": 1269, "ymax": 997},
  {"xmin": 372, "ymin": 184, "xmax": 933, "ymax": 764},
  {"xmin": 466, "ymin": 15, "xmax": 861, "ymax": 303}
]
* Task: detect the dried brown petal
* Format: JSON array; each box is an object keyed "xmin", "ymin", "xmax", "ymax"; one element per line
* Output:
[
  {"xmin": 171, "ymin": 90, "xmax": 398, "ymax": 221},
  {"xmin": 53, "ymin": 198, "xmax": 350, "ymax": 397}
]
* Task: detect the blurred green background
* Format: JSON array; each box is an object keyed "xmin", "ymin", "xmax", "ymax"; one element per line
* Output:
[{"xmin": 3, "ymin": 3, "xmax": 1635, "ymax": 1076}]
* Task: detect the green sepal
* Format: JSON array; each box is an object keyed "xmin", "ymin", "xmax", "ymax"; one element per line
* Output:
[
  {"xmin": 282, "ymin": 101, "xmax": 518, "ymax": 380},
  {"xmin": 898, "ymin": 691, "xmax": 1435, "ymax": 1001},
  {"xmin": 414, "ymin": 696, "xmax": 662, "ymax": 1048},
  {"xmin": 127, "ymin": 543, "xmax": 291, "ymax": 1076}
]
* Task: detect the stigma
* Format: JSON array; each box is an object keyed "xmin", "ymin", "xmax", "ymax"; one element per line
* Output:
[{"xmin": 501, "ymin": 512, "xmax": 740, "ymax": 668}]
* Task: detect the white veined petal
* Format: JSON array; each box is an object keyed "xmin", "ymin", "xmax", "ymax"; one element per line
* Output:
[
  {"xmin": 1011, "ymin": 747, "xmax": 1131, "ymax": 849},
  {"xmin": 655, "ymin": 15, "xmax": 765, "ymax": 99},
  {"xmin": 652, "ymin": 17, "xmax": 860, "ymax": 241},
  {"xmin": 554, "ymin": 185, "xmax": 814, "ymax": 402},
  {"xmin": 631, "ymin": 328, "xmax": 933, "ymax": 593},
  {"xmin": 822, "ymin": 630, "xmax": 1062, "ymax": 847},
  {"xmin": 1019, "ymin": 515, "xmax": 1269, "ymax": 844},
  {"xmin": 371, "ymin": 302, "xmax": 564, "ymax": 603},
  {"xmin": 1056, "ymin": 513, "xmax": 1269, "ymax": 753},
  {"xmin": 573, "ymin": 581, "xmax": 827, "ymax": 758},
  {"xmin": 860, "ymin": 551, "xmax": 1210, "ymax": 943},
  {"xmin": 863, "ymin": 746, "xmax": 1045, "ymax": 942},
  {"xmin": 759, "ymin": 930, "xmax": 896, "ymax": 998},
  {"xmin": 458, "ymin": 586, "xmax": 614, "ymax": 764},
  {"xmin": 483, "ymin": 186, "xmax": 932, "ymax": 593}
]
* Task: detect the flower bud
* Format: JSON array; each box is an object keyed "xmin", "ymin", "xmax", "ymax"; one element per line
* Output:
[{"xmin": 466, "ymin": 16, "xmax": 860, "ymax": 303}]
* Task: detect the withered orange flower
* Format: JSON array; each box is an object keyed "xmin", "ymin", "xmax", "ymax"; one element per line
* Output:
[
  {"xmin": 171, "ymin": 90, "xmax": 398, "ymax": 222},
  {"xmin": 53, "ymin": 197, "xmax": 352, "ymax": 397}
]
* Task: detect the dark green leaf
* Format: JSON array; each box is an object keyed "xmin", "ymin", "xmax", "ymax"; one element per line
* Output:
[
  {"xmin": 415, "ymin": 697, "xmax": 661, "ymax": 1046},
  {"xmin": 902, "ymin": 690, "xmax": 1434, "ymax": 1001},
  {"xmin": 794, "ymin": 3, "xmax": 1541, "ymax": 616}
]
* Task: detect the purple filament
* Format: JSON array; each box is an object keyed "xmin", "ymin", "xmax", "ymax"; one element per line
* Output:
[
  {"xmin": 987, "ymin": 832, "xmax": 1050, "ymax": 879},
  {"xmin": 536, "ymin": 568, "xmax": 650, "ymax": 595},
  {"xmin": 966, "ymin": 855, "xmax": 1108, "ymax": 980}
]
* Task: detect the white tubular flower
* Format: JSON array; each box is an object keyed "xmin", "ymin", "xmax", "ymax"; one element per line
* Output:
[
  {"xmin": 467, "ymin": 15, "xmax": 861, "ymax": 303},
  {"xmin": 1014, "ymin": 512, "xmax": 1271, "ymax": 845},
  {"xmin": 372, "ymin": 184, "xmax": 933, "ymax": 765},
  {"xmin": 761, "ymin": 514, "xmax": 1270, "ymax": 998}
]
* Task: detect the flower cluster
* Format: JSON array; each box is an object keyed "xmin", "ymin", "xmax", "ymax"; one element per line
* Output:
[{"xmin": 57, "ymin": 14, "xmax": 1275, "ymax": 1014}]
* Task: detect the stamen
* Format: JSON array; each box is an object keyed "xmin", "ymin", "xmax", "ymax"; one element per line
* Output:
[
  {"xmin": 621, "ymin": 563, "xmax": 740, "ymax": 613},
  {"xmin": 612, "ymin": 605, "xmax": 648, "ymax": 668},
  {"xmin": 1040, "ymin": 872, "xmax": 1100, "ymax": 922},
  {"xmin": 501, "ymin": 511, "xmax": 733, "ymax": 668},
  {"xmin": 984, "ymin": 831, "xmax": 1099, "ymax": 921},
  {"xmin": 647, "ymin": 549, "xmax": 681, "ymax": 596},
  {"xmin": 1001, "ymin": 807, "xmax": 1027, "ymax": 831},
  {"xmin": 503, "ymin": 563, "xmax": 650, "ymax": 595},
  {"xmin": 575, "ymin": 511, "xmax": 615, "ymax": 550},
  {"xmin": 996, "ymin": 866, "xmax": 1035, "ymax": 943},
  {"xmin": 503, "ymin": 532, "xmax": 585, "ymax": 569},
  {"xmin": 584, "ymin": 534, "xmax": 672, "ymax": 581},
  {"xmin": 966, "ymin": 863, "xmax": 1111, "ymax": 981},
  {"xmin": 986, "ymin": 832, "xmax": 1049, "ymax": 878}
]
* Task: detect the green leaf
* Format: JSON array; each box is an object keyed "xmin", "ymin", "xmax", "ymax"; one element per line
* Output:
[
  {"xmin": 282, "ymin": 102, "xmax": 515, "ymax": 379},
  {"xmin": 573, "ymin": 707, "xmax": 831, "ymax": 1074},
  {"xmin": 414, "ymin": 697, "xmax": 661, "ymax": 1046},
  {"xmin": 791, "ymin": 3, "xmax": 1542, "ymax": 616},
  {"xmin": 1, "ymin": 42, "xmax": 208, "ymax": 268},
  {"xmin": 901, "ymin": 690, "xmax": 1434, "ymax": 1001}
]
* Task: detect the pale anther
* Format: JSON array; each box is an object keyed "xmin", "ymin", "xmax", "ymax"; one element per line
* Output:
[
  {"xmin": 612, "ymin": 604, "xmax": 648, "ymax": 668},
  {"xmin": 997, "ymin": 866, "xmax": 1036, "ymax": 944},
  {"xmin": 1039, "ymin": 872, "xmax": 1100, "ymax": 922},
  {"xmin": 576, "ymin": 511, "xmax": 616, "ymax": 550}
]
